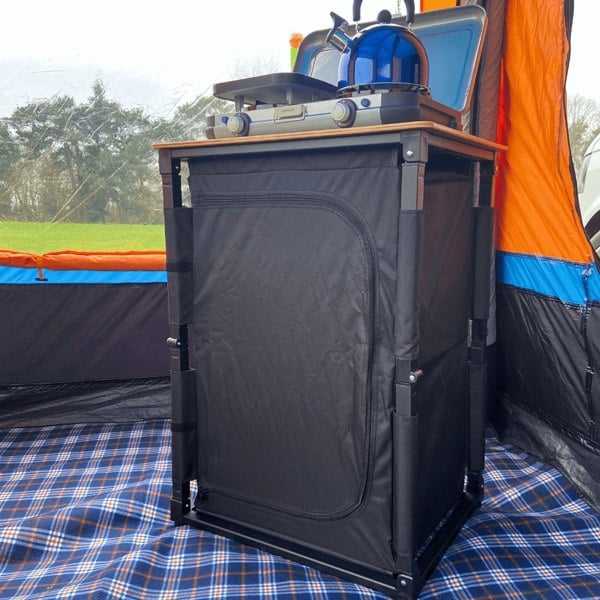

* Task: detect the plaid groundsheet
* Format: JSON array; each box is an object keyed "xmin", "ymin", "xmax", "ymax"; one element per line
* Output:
[{"xmin": 0, "ymin": 420, "xmax": 599, "ymax": 599}]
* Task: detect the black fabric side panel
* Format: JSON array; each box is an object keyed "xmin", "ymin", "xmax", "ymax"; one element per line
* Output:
[
  {"xmin": 408, "ymin": 160, "xmax": 474, "ymax": 543},
  {"xmin": 496, "ymin": 285, "xmax": 592, "ymax": 441},
  {"xmin": 416, "ymin": 341, "xmax": 469, "ymax": 545},
  {"xmin": 0, "ymin": 283, "xmax": 169, "ymax": 386},
  {"xmin": 0, "ymin": 379, "xmax": 170, "ymax": 428},
  {"xmin": 419, "ymin": 166, "xmax": 474, "ymax": 364},
  {"xmin": 496, "ymin": 393, "xmax": 600, "ymax": 513}
]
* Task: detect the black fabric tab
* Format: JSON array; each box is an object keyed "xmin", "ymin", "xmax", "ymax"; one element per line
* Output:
[
  {"xmin": 171, "ymin": 421, "xmax": 196, "ymax": 433},
  {"xmin": 166, "ymin": 260, "xmax": 193, "ymax": 273}
]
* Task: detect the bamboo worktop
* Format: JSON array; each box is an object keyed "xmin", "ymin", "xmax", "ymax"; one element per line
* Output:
[{"xmin": 153, "ymin": 121, "xmax": 506, "ymax": 154}]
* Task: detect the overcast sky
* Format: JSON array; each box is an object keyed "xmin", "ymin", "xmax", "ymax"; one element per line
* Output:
[{"xmin": 0, "ymin": 0, "xmax": 598, "ymax": 118}]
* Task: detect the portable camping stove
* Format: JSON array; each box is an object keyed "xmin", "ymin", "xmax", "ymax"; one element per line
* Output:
[
  {"xmin": 204, "ymin": 5, "xmax": 488, "ymax": 139},
  {"xmin": 205, "ymin": 75, "xmax": 459, "ymax": 139}
]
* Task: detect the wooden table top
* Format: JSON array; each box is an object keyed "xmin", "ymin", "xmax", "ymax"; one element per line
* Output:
[{"xmin": 153, "ymin": 121, "xmax": 506, "ymax": 154}]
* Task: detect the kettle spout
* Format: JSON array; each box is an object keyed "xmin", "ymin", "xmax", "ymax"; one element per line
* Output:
[{"xmin": 326, "ymin": 12, "xmax": 353, "ymax": 52}]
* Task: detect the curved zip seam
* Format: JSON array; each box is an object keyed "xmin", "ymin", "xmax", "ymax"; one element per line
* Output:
[{"xmin": 193, "ymin": 190, "xmax": 379, "ymax": 521}]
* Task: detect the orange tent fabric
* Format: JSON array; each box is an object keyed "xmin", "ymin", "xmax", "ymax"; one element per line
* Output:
[{"xmin": 495, "ymin": 0, "xmax": 592, "ymax": 263}]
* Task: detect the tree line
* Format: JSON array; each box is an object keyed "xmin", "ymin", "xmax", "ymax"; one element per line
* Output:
[
  {"xmin": 568, "ymin": 93, "xmax": 600, "ymax": 173},
  {"xmin": 1, "ymin": 79, "xmax": 598, "ymax": 225},
  {"xmin": 0, "ymin": 80, "xmax": 229, "ymax": 225}
]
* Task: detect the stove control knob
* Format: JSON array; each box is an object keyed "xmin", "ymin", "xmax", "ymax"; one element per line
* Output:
[
  {"xmin": 331, "ymin": 99, "xmax": 357, "ymax": 128},
  {"xmin": 226, "ymin": 113, "xmax": 250, "ymax": 136}
]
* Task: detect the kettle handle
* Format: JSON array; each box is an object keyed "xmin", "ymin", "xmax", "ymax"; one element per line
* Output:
[{"xmin": 352, "ymin": 0, "xmax": 415, "ymax": 25}]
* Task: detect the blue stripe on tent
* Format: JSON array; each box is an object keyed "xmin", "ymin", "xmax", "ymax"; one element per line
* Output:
[
  {"xmin": 0, "ymin": 266, "xmax": 167, "ymax": 285},
  {"xmin": 497, "ymin": 251, "xmax": 600, "ymax": 305}
]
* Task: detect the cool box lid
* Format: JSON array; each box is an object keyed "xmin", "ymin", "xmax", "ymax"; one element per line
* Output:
[
  {"xmin": 212, "ymin": 5, "xmax": 486, "ymax": 114},
  {"xmin": 294, "ymin": 4, "xmax": 487, "ymax": 113}
]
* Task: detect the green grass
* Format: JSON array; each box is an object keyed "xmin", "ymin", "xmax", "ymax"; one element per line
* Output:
[{"xmin": 0, "ymin": 221, "xmax": 166, "ymax": 254}]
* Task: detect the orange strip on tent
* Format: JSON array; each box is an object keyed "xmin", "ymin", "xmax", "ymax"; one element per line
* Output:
[
  {"xmin": 0, "ymin": 251, "xmax": 38, "ymax": 269},
  {"xmin": 0, "ymin": 250, "xmax": 166, "ymax": 271},
  {"xmin": 495, "ymin": 0, "xmax": 592, "ymax": 263}
]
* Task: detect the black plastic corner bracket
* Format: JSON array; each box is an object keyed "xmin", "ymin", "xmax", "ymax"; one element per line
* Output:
[{"xmin": 171, "ymin": 481, "xmax": 191, "ymax": 525}]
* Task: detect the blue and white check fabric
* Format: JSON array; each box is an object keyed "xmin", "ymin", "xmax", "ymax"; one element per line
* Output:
[{"xmin": 0, "ymin": 421, "xmax": 599, "ymax": 599}]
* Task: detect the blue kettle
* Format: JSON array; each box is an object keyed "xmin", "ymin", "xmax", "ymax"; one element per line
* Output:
[{"xmin": 327, "ymin": 0, "xmax": 429, "ymax": 94}]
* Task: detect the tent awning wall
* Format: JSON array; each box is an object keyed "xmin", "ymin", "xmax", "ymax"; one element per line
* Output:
[
  {"xmin": 495, "ymin": 0, "xmax": 591, "ymax": 263},
  {"xmin": 0, "ymin": 250, "xmax": 170, "ymax": 422},
  {"xmin": 491, "ymin": 0, "xmax": 600, "ymax": 509}
]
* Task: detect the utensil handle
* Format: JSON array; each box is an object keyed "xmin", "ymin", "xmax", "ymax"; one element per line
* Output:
[
  {"xmin": 405, "ymin": 0, "xmax": 415, "ymax": 25},
  {"xmin": 352, "ymin": 0, "xmax": 415, "ymax": 24}
]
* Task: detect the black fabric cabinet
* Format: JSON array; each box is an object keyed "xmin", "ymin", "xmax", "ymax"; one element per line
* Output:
[{"xmin": 158, "ymin": 124, "xmax": 499, "ymax": 598}]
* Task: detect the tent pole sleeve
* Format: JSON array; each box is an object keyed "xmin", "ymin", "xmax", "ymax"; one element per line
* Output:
[
  {"xmin": 170, "ymin": 368, "xmax": 196, "ymax": 524},
  {"xmin": 160, "ymin": 149, "xmax": 196, "ymax": 524},
  {"xmin": 468, "ymin": 347, "xmax": 487, "ymax": 490},
  {"xmin": 394, "ymin": 131, "xmax": 426, "ymax": 360},
  {"xmin": 392, "ymin": 137, "xmax": 427, "ymax": 591},
  {"xmin": 468, "ymin": 161, "xmax": 495, "ymax": 490},
  {"xmin": 392, "ymin": 403, "xmax": 420, "ymax": 596}
]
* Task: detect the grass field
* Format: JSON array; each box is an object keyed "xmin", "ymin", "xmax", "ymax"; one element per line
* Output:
[{"xmin": 0, "ymin": 221, "xmax": 166, "ymax": 254}]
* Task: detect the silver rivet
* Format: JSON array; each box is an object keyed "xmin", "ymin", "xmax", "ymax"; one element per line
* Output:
[{"xmin": 406, "ymin": 150, "xmax": 414, "ymax": 158}]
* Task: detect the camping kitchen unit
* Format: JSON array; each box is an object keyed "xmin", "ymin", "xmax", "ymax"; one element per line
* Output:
[{"xmin": 156, "ymin": 120, "xmax": 501, "ymax": 599}]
